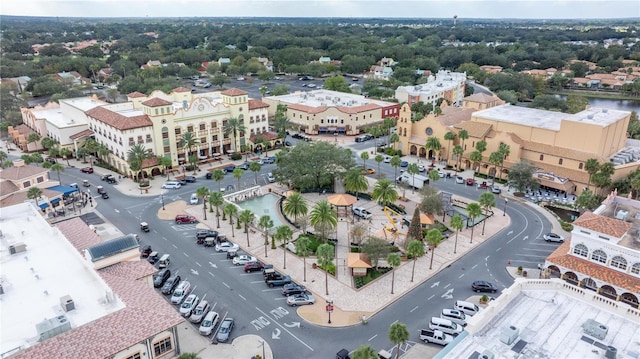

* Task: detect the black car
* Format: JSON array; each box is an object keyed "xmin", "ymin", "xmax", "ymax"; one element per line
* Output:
[
  {"xmin": 101, "ymin": 192, "xmax": 109, "ymax": 199},
  {"xmin": 196, "ymin": 230, "xmax": 218, "ymax": 240},
  {"xmin": 282, "ymin": 283, "xmax": 307, "ymax": 296},
  {"xmin": 176, "ymin": 179, "xmax": 188, "ymax": 185},
  {"xmin": 184, "ymin": 176, "xmax": 197, "ymax": 183},
  {"xmin": 153, "ymin": 268, "xmax": 171, "ymax": 288},
  {"xmin": 161, "ymin": 274, "xmax": 181, "ymax": 295},
  {"xmin": 140, "ymin": 245, "xmax": 152, "ymax": 258},
  {"xmin": 205, "ymin": 172, "xmax": 213, "ymax": 179},
  {"xmin": 223, "ymin": 165, "xmax": 236, "ymax": 174},
  {"xmin": 472, "ymin": 280, "xmax": 498, "ymax": 293}
]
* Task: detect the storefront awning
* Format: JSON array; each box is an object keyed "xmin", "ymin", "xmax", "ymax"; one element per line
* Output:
[
  {"xmin": 537, "ymin": 177, "xmax": 575, "ymax": 193},
  {"xmin": 39, "ymin": 203, "xmax": 49, "ymax": 210},
  {"xmin": 50, "ymin": 198, "xmax": 61, "ymax": 204},
  {"xmin": 47, "ymin": 185, "xmax": 79, "ymax": 196}
]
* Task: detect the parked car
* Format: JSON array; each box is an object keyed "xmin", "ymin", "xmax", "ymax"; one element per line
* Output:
[
  {"xmin": 179, "ymin": 294, "xmax": 200, "ymax": 317},
  {"xmin": 383, "ymin": 156, "xmax": 391, "ymax": 163},
  {"xmin": 205, "ymin": 172, "xmax": 213, "ymax": 179},
  {"xmin": 147, "ymin": 251, "xmax": 159, "ymax": 264},
  {"xmin": 438, "ymin": 170, "xmax": 445, "ymax": 178},
  {"xmin": 175, "ymin": 215, "xmax": 197, "ymax": 224},
  {"xmin": 216, "ymin": 242, "xmax": 239, "ymax": 252},
  {"xmin": 101, "ymin": 192, "xmax": 109, "ymax": 199},
  {"xmin": 361, "ymin": 168, "xmax": 376, "ymax": 175},
  {"xmin": 232, "ymin": 254, "xmax": 257, "ymax": 266},
  {"xmin": 196, "ymin": 230, "xmax": 218, "ymax": 240},
  {"xmin": 45, "ymin": 157, "xmax": 57, "ymax": 164},
  {"xmin": 176, "ymin": 179, "xmax": 188, "ymax": 185},
  {"xmin": 81, "ymin": 167, "xmax": 94, "ymax": 173},
  {"xmin": 471, "ymin": 280, "xmax": 498, "ymax": 293},
  {"xmin": 282, "ymin": 283, "xmax": 307, "ymax": 296},
  {"xmin": 286, "ymin": 293, "xmax": 316, "ymax": 306},
  {"xmin": 216, "ymin": 317, "xmax": 235, "ymax": 342},
  {"xmin": 153, "ymin": 268, "xmax": 171, "ymax": 288},
  {"xmin": 244, "ymin": 261, "xmax": 265, "ymax": 273},
  {"xmin": 400, "ymin": 161, "xmax": 409, "ymax": 167},
  {"xmin": 162, "ymin": 181, "xmax": 182, "ymax": 189},
  {"xmin": 140, "ymin": 245, "xmax": 153, "ymax": 258},
  {"xmin": 199, "ymin": 311, "xmax": 220, "ymax": 336},
  {"xmin": 189, "ymin": 300, "xmax": 210, "ymax": 323},
  {"xmin": 543, "ymin": 232, "xmax": 565, "ymax": 243},
  {"xmin": 161, "ymin": 275, "xmax": 181, "ymax": 295},
  {"xmin": 263, "ymin": 156, "xmax": 276, "ymax": 164},
  {"xmin": 190, "ymin": 193, "xmax": 199, "ymax": 205},
  {"xmin": 491, "ymin": 185, "xmax": 502, "ymax": 194},
  {"xmin": 455, "ymin": 176, "xmax": 465, "ymax": 184},
  {"xmin": 418, "ymin": 165, "xmax": 426, "ymax": 172},
  {"xmin": 223, "ymin": 165, "xmax": 236, "ymax": 174},
  {"xmin": 466, "ymin": 178, "xmax": 475, "ymax": 186},
  {"xmin": 170, "ymin": 281, "xmax": 192, "ymax": 304},
  {"xmin": 237, "ymin": 162, "xmax": 250, "ymax": 170},
  {"xmin": 184, "ymin": 176, "xmax": 197, "ymax": 183},
  {"xmin": 267, "ymin": 172, "xmax": 276, "ymax": 183}
]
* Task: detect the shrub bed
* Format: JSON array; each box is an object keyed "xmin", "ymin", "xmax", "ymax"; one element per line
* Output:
[{"xmin": 354, "ymin": 267, "xmax": 392, "ymax": 289}]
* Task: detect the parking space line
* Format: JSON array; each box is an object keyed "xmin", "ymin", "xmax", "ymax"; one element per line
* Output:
[
  {"xmin": 196, "ymin": 262, "xmax": 202, "ymax": 267},
  {"xmin": 251, "ymin": 280, "xmax": 265, "ymax": 284},
  {"xmin": 262, "ymin": 288, "xmax": 281, "ymax": 292},
  {"xmin": 222, "ymin": 282, "xmax": 230, "ymax": 289},
  {"xmin": 238, "ymin": 294, "xmax": 247, "ymax": 301}
]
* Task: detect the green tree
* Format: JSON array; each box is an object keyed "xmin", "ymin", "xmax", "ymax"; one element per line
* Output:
[
  {"xmin": 27, "ymin": 133, "xmax": 41, "ymax": 145},
  {"xmin": 466, "ymin": 202, "xmax": 482, "ymax": 244},
  {"xmin": 419, "ymin": 185, "xmax": 443, "ymax": 217},
  {"xmin": 372, "ymin": 179, "xmax": 398, "ymax": 206},
  {"xmin": 507, "ymin": 160, "xmax": 540, "ymax": 194},
  {"xmin": 389, "ymin": 133, "xmax": 400, "ymax": 151},
  {"xmin": 428, "ymin": 168, "xmax": 440, "ymax": 187},
  {"xmin": 127, "ymin": 144, "xmax": 152, "ymax": 180},
  {"xmin": 360, "ymin": 151, "xmax": 369, "ymax": 170},
  {"xmin": 425, "ymin": 228, "xmax": 444, "ymax": 270},
  {"xmin": 274, "ymin": 225, "xmax": 294, "ymax": 269},
  {"xmin": 239, "ymin": 209, "xmax": 254, "ymax": 247},
  {"xmin": 574, "ymin": 189, "xmax": 599, "ymax": 211},
  {"xmin": 259, "ymin": 215, "xmax": 274, "ymax": 257},
  {"xmin": 406, "ymin": 163, "xmax": 419, "ymax": 193},
  {"xmin": 158, "ymin": 156, "xmax": 173, "ymax": 180},
  {"xmin": 316, "ymin": 243, "xmax": 335, "ymax": 295},
  {"xmin": 178, "ymin": 131, "xmax": 200, "ymax": 164},
  {"xmin": 388, "ymin": 322, "xmax": 410, "ymax": 359},
  {"xmin": 196, "ymin": 186, "xmax": 210, "ymax": 220},
  {"xmin": 178, "ymin": 353, "xmax": 200, "ymax": 359},
  {"xmin": 344, "ymin": 168, "xmax": 368, "ymax": 199},
  {"xmin": 453, "ymin": 145, "xmax": 464, "ymax": 172},
  {"xmin": 283, "ymin": 192, "xmax": 308, "ymax": 228},
  {"xmin": 406, "ymin": 240, "xmax": 424, "ymax": 282},
  {"xmin": 272, "ymin": 104, "xmax": 290, "ymax": 140},
  {"xmin": 49, "ymin": 163, "xmax": 65, "ymax": 184},
  {"xmin": 450, "ymin": 214, "xmax": 464, "ymax": 254},
  {"xmin": 387, "ymin": 252, "xmax": 401, "ymax": 294},
  {"xmin": 390, "ymin": 155, "xmax": 402, "ymax": 184},
  {"xmin": 249, "ymin": 161, "xmax": 262, "ymax": 184},
  {"xmin": 374, "ymin": 154, "xmax": 384, "ymax": 175},
  {"xmin": 458, "ymin": 129, "xmax": 469, "ymax": 153},
  {"xmin": 295, "ymin": 236, "xmax": 311, "ymax": 282},
  {"xmin": 351, "ymin": 345, "xmax": 378, "ymax": 359},
  {"xmin": 444, "ymin": 131, "xmax": 456, "ymax": 164},
  {"xmin": 566, "ymin": 94, "xmax": 589, "ymax": 114},
  {"xmin": 224, "ymin": 203, "xmax": 238, "ymax": 237},
  {"xmin": 309, "ymin": 200, "xmax": 338, "ymax": 242},
  {"xmin": 470, "ymin": 151, "xmax": 483, "ymax": 178},
  {"xmin": 27, "ymin": 186, "xmax": 43, "ymax": 206},
  {"xmin": 478, "ymin": 192, "xmax": 496, "ymax": 236},
  {"xmin": 233, "ymin": 168, "xmax": 245, "ymax": 190},
  {"xmin": 223, "ymin": 117, "xmax": 246, "ymax": 152},
  {"xmin": 584, "ymin": 158, "xmax": 600, "ymax": 191},
  {"xmin": 323, "ymin": 75, "xmax": 351, "ymax": 93},
  {"xmin": 212, "ymin": 169, "xmax": 225, "ymax": 192},
  {"xmin": 425, "ymin": 136, "xmax": 442, "ymax": 161},
  {"xmin": 407, "ymin": 207, "xmax": 423, "ymax": 242},
  {"xmin": 59, "ymin": 147, "xmax": 72, "ymax": 166}
]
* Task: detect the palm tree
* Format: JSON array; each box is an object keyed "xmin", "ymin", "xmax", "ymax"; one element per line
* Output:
[
  {"xmin": 84, "ymin": 138, "xmax": 99, "ymax": 168},
  {"xmin": 27, "ymin": 186, "xmax": 43, "ymax": 206},
  {"xmin": 444, "ymin": 131, "xmax": 456, "ymax": 164},
  {"xmin": 466, "ymin": 202, "xmax": 482, "ymax": 244},
  {"xmin": 383, "ymin": 117, "xmax": 396, "ymax": 137},
  {"xmin": 127, "ymin": 144, "xmax": 152, "ymax": 180},
  {"xmin": 224, "ymin": 203, "xmax": 238, "ymax": 237},
  {"xmin": 390, "ymin": 155, "xmax": 402, "ymax": 183},
  {"xmin": 274, "ymin": 225, "xmax": 294, "ymax": 269},
  {"xmin": 178, "ymin": 131, "xmax": 200, "ymax": 161},
  {"xmin": 360, "ymin": 151, "xmax": 369, "ymax": 170},
  {"xmin": 223, "ymin": 117, "xmax": 247, "ymax": 152},
  {"xmin": 458, "ymin": 129, "xmax": 469, "ymax": 152},
  {"xmin": 388, "ymin": 322, "xmax": 410, "ymax": 359},
  {"xmin": 497, "ymin": 143, "xmax": 510, "ymax": 180},
  {"xmin": 76, "ymin": 147, "xmax": 89, "ymax": 164},
  {"xmin": 470, "ymin": 151, "xmax": 482, "ymax": 178},
  {"xmin": 273, "ymin": 104, "xmax": 290, "ymax": 140},
  {"xmin": 27, "ymin": 133, "xmax": 41, "ymax": 145},
  {"xmin": 584, "ymin": 158, "xmax": 600, "ymax": 191},
  {"xmin": 309, "ymin": 200, "xmax": 338, "ymax": 242},
  {"xmin": 372, "ymin": 179, "xmax": 398, "ymax": 206},
  {"xmin": 212, "ymin": 169, "xmax": 225, "ymax": 192},
  {"xmin": 259, "ymin": 215, "xmax": 274, "ymax": 257},
  {"xmin": 238, "ymin": 209, "xmax": 254, "ymax": 247},
  {"xmin": 233, "ymin": 168, "xmax": 245, "ymax": 190},
  {"xmin": 450, "ymin": 214, "xmax": 464, "ymax": 254},
  {"xmin": 196, "ymin": 186, "xmax": 210, "ymax": 220},
  {"xmin": 283, "ymin": 192, "xmax": 308, "ymax": 228},
  {"xmin": 406, "ymin": 163, "xmax": 419, "ymax": 193},
  {"xmin": 30, "ymin": 153, "xmax": 44, "ymax": 166},
  {"xmin": 209, "ymin": 191, "xmax": 224, "ymax": 228},
  {"xmin": 50, "ymin": 163, "xmax": 65, "ymax": 184},
  {"xmin": 344, "ymin": 168, "xmax": 368, "ymax": 199},
  {"xmin": 453, "ymin": 145, "xmax": 464, "ymax": 172},
  {"xmin": 374, "ymin": 154, "xmax": 384, "ymax": 175},
  {"xmin": 387, "ymin": 253, "xmax": 401, "ymax": 294},
  {"xmin": 59, "ymin": 148, "xmax": 72, "ymax": 166},
  {"xmin": 425, "ymin": 136, "xmax": 442, "ymax": 161},
  {"xmin": 158, "ymin": 156, "xmax": 173, "ymax": 179},
  {"xmin": 316, "ymin": 243, "xmax": 334, "ymax": 295},
  {"xmin": 478, "ymin": 192, "xmax": 496, "ymax": 235},
  {"xmin": 295, "ymin": 236, "xmax": 311, "ymax": 282},
  {"xmin": 249, "ymin": 161, "xmax": 262, "ymax": 184},
  {"xmin": 425, "ymin": 228, "xmax": 444, "ymax": 270},
  {"xmin": 41, "ymin": 137, "xmax": 56, "ymax": 151},
  {"xmin": 351, "ymin": 344, "xmax": 378, "ymax": 359},
  {"xmin": 97, "ymin": 143, "xmax": 110, "ymax": 164},
  {"xmin": 389, "ymin": 133, "xmax": 400, "ymax": 151},
  {"xmin": 488, "ymin": 151, "xmax": 503, "ymax": 180},
  {"xmin": 406, "ymin": 240, "xmax": 424, "ymax": 282}
]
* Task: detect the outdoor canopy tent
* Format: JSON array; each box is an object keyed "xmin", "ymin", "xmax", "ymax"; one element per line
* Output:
[{"xmin": 47, "ymin": 185, "xmax": 79, "ymax": 196}]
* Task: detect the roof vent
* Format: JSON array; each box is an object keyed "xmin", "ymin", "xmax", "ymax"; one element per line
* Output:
[
  {"xmin": 615, "ymin": 210, "xmax": 628, "ymax": 221},
  {"xmin": 588, "ymin": 114, "xmax": 594, "ymax": 119},
  {"xmin": 602, "ymin": 108, "xmax": 608, "ymax": 113},
  {"xmin": 500, "ymin": 325, "xmax": 519, "ymax": 345},
  {"xmin": 479, "ymin": 350, "xmax": 495, "ymax": 359},
  {"xmin": 60, "ymin": 295, "xmax": 75, "ymax": 312}
]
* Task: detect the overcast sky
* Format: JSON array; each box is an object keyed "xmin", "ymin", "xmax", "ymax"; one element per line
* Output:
[{"xmin": 1, "ymin": 0, "xmax": 639, "ymax": 19}]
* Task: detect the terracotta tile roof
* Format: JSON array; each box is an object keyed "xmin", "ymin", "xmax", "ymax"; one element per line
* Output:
[
  {"xmin": 127, "ymin": 91, "xmax": 146, "ymax": 98},
  {"xmin": 0, "ymin": 180, "xmax": 19, "ymax": 195},
  {"xmin": 173, "ymin": 86, "xmax": 191, "ymax": 93},
  {"xmin": 221, "ymin": 88, "xmax": 248, "ymax": 96},
  {"xmin": 347, "ymin": 253, "xmax": 372, "ymax": 268},
  {"xmin": 142, "ymin": 97, "xmax": 172, "ymax": 107},
  {"xmin": 455, "ymin": 121, "xmax": 493, "ymax": 138},
  {"xmin": 0, "ymin": 188, "xmax": 60, "ymax": 207},
  {"xmin": 288, "ymin": 103, "xmax": 327, "ymax": 114},
  {"xmin": 0, "ymin": 165, "xmax": 49, "ymax": 181},
  {"xmin": 69, "ymin": 128, "xmax": 94, "ymax": 140},
  {"xmin": 437, "ymin": 106, "xmax": 474, "ymax": 127},
  {"xmin": 56, "ymin": 217, "xmax": 103, "ymax": 254},
  {"xmin": 86, "ymin": 107, "xmax": 153, "ymax": 131},
  {"xmin": 519, "ymin": 138, "xmax": 606, "ymax": 163},
  {"xmin": 250, "ymin": 131, "xmax": 279, "ymax": 142},
  {"xmin": 572, "ymin": 211, "xmax": 632, "ymax": 238},
  {"xmin": 14, "ymin": 124, "xmax": 33, "ymax": 135},
  {"xmin": 573, "ymin": 77, "xmax": 590, "ymax": 84},
  {"xmin": 248, "ymin": 99, "xmax": 270, "ymax": 110},
  {"xmin": 547, "ymin": 240, "xmax": 640, "ymax": 293},
  {"xmin": 337, "ymin": 103, "xmax": 381, "ymax": 114}
]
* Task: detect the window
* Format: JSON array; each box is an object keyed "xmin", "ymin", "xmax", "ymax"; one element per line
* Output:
[
  {"xmin": 539, "ymin": 154, "xmax": 544, "ymax": 161},
  {"xmin": 598, "ymin": 235, "xmax": 610, "ymax": 241},
  {"xmin": 162, "ymin": 132, "xmax": 169, "ymax": 139},
  {"xmin": 22, "ymin": 181, "xmax": 30, "ymax": 188},
  {"xmin": 573, "ymin": 244, "xmax": 588, "ymax": 257},
  {"xmin": 146, "ymin": 134, "xmax": 152, "ymax": 143},
  {"xmin": 187, "ymin": 126, "xmax": 194, "ymax": 133},
  {"xmin": 153, "ymin": 337, "xmax": 172, "ymax": 356},
  {"xmin": 591, "ymin": 249, "xmax": 607, "ymax": 264},
  {"xmin": 212, "ymin": 135, "xmax": 218, "ymax": 142},
  {"xmin": 125, "ymin": 353, "xmax": 141, "ymax": 359},
  {"xmin": 611, "ymin": 256, "xmax": 627, "ymax": 270},
  {"xmin": 558, "ymin": 158, "xmax": 563, "ymax": 165},
  {"xmin": 632, "ymin": 263, "xmax": 640, "ymax": 275},
  {"xmin": 199, "ymin": 123, "xmax": 205, "ymax": 131},
  {"xmin": 579, "ymin": 230, "xmax": 591, "ymax": 235},
  {"xmin": 137, "ymin": 136, "xmax": 143, "ymax": 144},
  {"xmin": 175, "ymin": 128, "xmax": 181, "ymax": 135},
  {"xmin": 37, "ymin": 177, "xmax": 44, "ymax": 183},
  {"xmin": 163, "ymin": 146, "xmax": 170, "ymax": 154},
  {"xmin": 200, "ymin": 137, "xmax": 206, "ymax": 143}
]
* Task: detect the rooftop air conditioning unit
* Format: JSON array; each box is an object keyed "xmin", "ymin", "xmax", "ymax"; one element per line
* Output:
[
  {"xmin": 60, "ymin": 295, "xmax": 75, "ymax": 312},
  {"xmin": 616, "ymin": 210, "xmax": 628, "ymax": 221},
  {"xmin": 479, "ymin": 350, "xmax": 495, "ymax": 359},
  {"xmin": 36, "ymin": 315, "xmax": 71, "ymax": 342},
  {"xmin": 9, "ymin": 242, "xmax": 27, "ymax": 255},
  {"xmin": 500, "ymin": 325, "xmax": 519, "ymax": 345},
  {"xmin": 582, "ymin": 319, "xmax": 608, "ymax": 340}
]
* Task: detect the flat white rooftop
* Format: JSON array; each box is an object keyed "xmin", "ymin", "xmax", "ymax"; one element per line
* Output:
[
  {"xmin": 396, "ymin": 70, "xmax": 466, "ymax": 95},
  {"xmin": 269, "ymin": 89, "xmax": 395, "ymax": 108},
  {"xmin": 473, "ymin": 105, "xmax": 628, "ymax": 131},
  {"xmin": 440, "ymin": 279, "xmax": 640, "ymax": 359},
  {"xmin": 0, "ymin": 203, "xmax": 124, "ymax": 355},
  {"xmin": 59, "ymin": 97, "xmax": 105, "ymax": 112}
]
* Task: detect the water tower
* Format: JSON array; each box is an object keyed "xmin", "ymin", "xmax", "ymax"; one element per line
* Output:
[{"xmin": 453, "ymin": 15, "xmax": 458, "ymax": 27}]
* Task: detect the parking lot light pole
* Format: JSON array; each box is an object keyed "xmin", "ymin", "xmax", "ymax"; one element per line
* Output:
[{"xmin": 503, "ymin": 198, "xmax": 508, "ymax": 216}]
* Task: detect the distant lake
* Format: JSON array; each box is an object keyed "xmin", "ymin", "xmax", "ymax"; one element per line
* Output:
[{"xmin": 556, "ymin": 95, "xmax": 640, "ymax": 113}]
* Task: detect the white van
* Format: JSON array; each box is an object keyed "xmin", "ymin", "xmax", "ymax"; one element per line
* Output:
[
  {"xmin": 171, "ymin": 281, "xmax": 191, "ymax": 304},
  {"xmin": 454, "ymin": 300, "xmax": 480, "ymax": 316},
  {"xmin": 441, "ymin": 309, "xmax": 467, "ymax": 326},
  {"xmin": 190, "ymin": 193, "xmax": 198, "ymax": 205},
  {"xmin": 158, "ymin": 254, "xmax": 171, "ymax": 269},
  {"xmin": 429, "ymin": 317, "xmax": 463, "ymax": 336}
]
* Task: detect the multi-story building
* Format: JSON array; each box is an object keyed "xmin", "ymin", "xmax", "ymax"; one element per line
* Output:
[
  {"xmin": 545, "ymin": 191, "xmax": 640, "ymax": 308},
  {"xmin": 395, "ymin": 70, "xmax": 467, "ymax": 107},
  {"xmin": 262, "ymin": 89, "xmax": 400, "ymax": 136}
]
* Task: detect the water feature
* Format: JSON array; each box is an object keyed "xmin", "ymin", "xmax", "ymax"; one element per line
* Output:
[
  {"xmin": 544, "ymin": 205, "xmax": 580, "ymax": 222},
  {"xmin": 236, "ymin": 192, "xmax": 285, "ymax": 228},
  {"xmin": 556, "ymin": 95, "xmax": 640, "ymax": 113}
]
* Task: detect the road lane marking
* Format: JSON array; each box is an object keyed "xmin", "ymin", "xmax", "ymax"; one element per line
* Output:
[
  {"xmin": 239, "ymin": 294, "xmax": 247, "ymax": 301},
  {"xmin": 496, "ymin": 247, "xmax": 501, "ymax": 252},
  {"xmin": 410, "ymin": 306, "xmax": 419, "ymax": 313},
  {"xmin": 471, "ymin": 264, "xmax": 478, "ymax": 269},
  {"xmin": 485, "ymin": 256, "xmax": 490, "ymax": 261},
  {"xmin": 458, "ymin": 274, "xmax": 464, "ymax": 279},
  {"xmin": 172, "ymin": 244, "xmax": 178, "ymax": 249},
  {"xmin": 368, "ymin": 334, "xmax": 378, "ymax": 341},
  {"xmin": 255, "ymin": 307, "xmax": 314, "ymax": 351},
  {"xmin": 428, "ymin": 295, "xmax": 434, "ymax": 300},
  {"xmin": 208, "ymin": 271, "xmax": 215, "ymax": 277},
  {"xmin": 196, "ymin": 262, "xmax": 202, "ymax": 267},
  {"xmin": 222, "ymin": 282, "xmax": 230, "ymax": 289},
  {"xmin": 444, "ymin": 283, "xmax": 450, "ymax": 289},
  {"xmin": 183, "ymin": 252, "xmax": 190, "ymax": 257}
]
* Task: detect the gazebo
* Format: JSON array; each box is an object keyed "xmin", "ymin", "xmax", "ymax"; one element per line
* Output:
[
  {"xmin": 327, "ymin": 193, "xmax": 357, "ymax": 217},
  {"xmin": 347, "ymin": 253, "xmax": 372, "ymax": 277}
]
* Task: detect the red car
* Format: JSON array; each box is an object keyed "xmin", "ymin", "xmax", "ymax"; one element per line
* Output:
[
  {"xmin": 81, "ymin": 167, "xmax": 94, "ymax": 174},
  {"xmin": 244, "ymin": 261, "xmax": 265, "ymax": 273},
  {"xmin": 466, "ymin": 178, "xmax": 475, "ymax": 186},
  {"xmin": 175, "ymin": 215, "xmax": 197, "ymax": 224}
]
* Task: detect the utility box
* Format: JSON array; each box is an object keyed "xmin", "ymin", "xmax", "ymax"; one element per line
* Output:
[
  {"xmin": 583, "ymin": 319, "xmax": 608, "ymax": 340},
  {"xmin": 60, "ymin": 295, "xmax": 75, "ymax": 312},
  {"xmin": 500, "ymin": 325, "xmax": 519, "ymax": 345},
  {"xmin": 36, "ymin": 315, "xmax": 71, "ymax": 342},
  {"xmin": 9, "ymin": 242, "xmax": 27, "ymax": 254}
]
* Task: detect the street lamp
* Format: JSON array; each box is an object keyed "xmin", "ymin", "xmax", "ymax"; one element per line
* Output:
[
  {"xmin": 161, "ymin": 193, "xmax": 165, "ymax": 210},
  {"xmin": 503, "ymin": 198, "xmax": 508, "ymax": 216},
  {"xmin": 326, "ymin": 300, "xmax": 334, "ymax": 324}
]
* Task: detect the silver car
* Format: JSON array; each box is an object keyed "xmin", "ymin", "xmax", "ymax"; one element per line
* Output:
[
  {"xmin": 179, "ymin": 294, "xmax": 200, "ymax": 317},
  {"xmin": 189, "ymin": 300, "xmax": 210, "ymax": 323},
  {"xmin": 543, "ymin": 232, "xmax": 565, "ymax": 243},
  {"xmin": 199, "ymin": 311, "xmax": 220, "ymax": 336},
  {"xmin": 216, "ymin": 317, "xmax": 234, "ymax": 342}
]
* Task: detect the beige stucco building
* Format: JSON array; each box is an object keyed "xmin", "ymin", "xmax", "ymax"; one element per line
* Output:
[{"xmin": 262, "ymin": 89, "xmax": 400, "ymax": 136}]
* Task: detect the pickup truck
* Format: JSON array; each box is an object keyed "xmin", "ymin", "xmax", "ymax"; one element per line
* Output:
[
  {"xmin": 419, "ymin": 329, "xmax": 453, "ymax": 346},
  {"xmin": 265, "ymin": 273, "xmax": 292, "ymax": 287},
  {"xmin": 353, "ymin": 207, "xmax": 372, "ymax": 219}
]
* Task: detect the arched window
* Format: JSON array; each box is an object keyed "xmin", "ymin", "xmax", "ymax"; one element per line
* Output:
[
  {"xmin": 632, "ymin": 263, "xmax": 640, "ymax": 275},
  {"xmin": 573, "ymin": 244, "xmax": 588, "ymax": 257},
  {"xmin": 591, "ymin": 249, "xmax": 607, "ymax": 264},
  {"xmin": 611, "ymin": 256, "xmax": 627, "ymax": 270}
]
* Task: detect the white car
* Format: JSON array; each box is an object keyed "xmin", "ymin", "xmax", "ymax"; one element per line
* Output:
[
  {"xmin": 267, "ymin": 172, "xmax": 276, "ymax": 183},
  {"xmin": 162, "ymin": 181, "xmax": 181, "ymax": 189},
  {"xmin": 383, "ymin": 156, "xmax": 391, "ymax": 163},
  {"xmin": 438, "ymin": 170, "xmax": 445, "ymax": 178},
  {"xmin": 455, "ymin": 176, "xmax": 465, "ymax": 184},
  {"xmin": 199, "ymin": 311, "xmax": 220, "ymax": 336},
  {"xmin": 190, "ymin": 193, "xmax": 198, "ymax": 205},
  {"xmin": 215, "ymin": 242, "xmax": 240, "ymax": 252},
  {"xmin": 418, "ymin": 165, "xmax": 426, "ymax": 172},
  {"xmin": 233, "ymin": 255, "xmax": 257, "ymax": 265},
  {"xmin": 543, "ymin": 233, "xmax": 565, "ymax": 243},
  {"xmin": 179, "ymin": 294, "xmax": 200, "ymax": 317},
  {"xmin": 286, "ymin": 293, "xmax": 316, "ymax": 306}
]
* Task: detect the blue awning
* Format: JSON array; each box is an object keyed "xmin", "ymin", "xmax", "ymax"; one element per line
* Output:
[
  {"xmin": 39, "ymin": 203, "xmax": 49, "ymax": 209},
  {"xmin": 47, "ymin": 185, "xmax": 78, "ymax": 196},
  {"xmin": 50, "ymin": 198, "xmax": 61, "ymax": 204}
]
